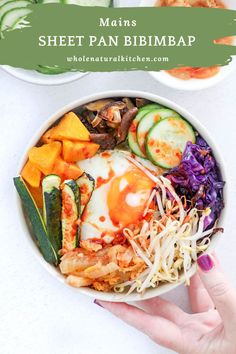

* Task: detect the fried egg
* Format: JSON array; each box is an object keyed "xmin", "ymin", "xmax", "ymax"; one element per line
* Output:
[{"xmin": 77, "ymin": 150, "xmax": 156, "ymax": 242}]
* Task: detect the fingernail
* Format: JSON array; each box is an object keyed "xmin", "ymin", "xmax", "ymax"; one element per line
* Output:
[
  {"xmin": 94, "ymin": 299, "xmax": 103, "ymax": 308},
  {"xmin": 197, "ymin": 254, "xmax": 214, "ymax": 272}
]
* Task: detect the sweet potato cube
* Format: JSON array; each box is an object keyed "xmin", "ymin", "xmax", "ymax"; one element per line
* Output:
[
  {"xmin": 21, "ymin": 160, "xmax": 42, "ymax": 188},
  {"xmin": 52, "ymin": 157, "xmax": 83, "ymax": 181},
  {"xmin": 62, "ymin": 140, "xmax": 100, "ymax": 162},
  {"xmin": 28, "ymin": 185, "xmax": 43, "ymax": 209},
  {"xmin": 50, "ymin": 112, "xmax": 90, "ymax": 142},
  {"xmin": 41, "ymin": 127, "xmax": 55, "ymax": 144},
  {"xmin": 28, "ymin": 142, "xmax": 61, "ymax": 175},
  {"xmin": 65, "ymin": 163, "xmax": 84, "ymax": 180}
]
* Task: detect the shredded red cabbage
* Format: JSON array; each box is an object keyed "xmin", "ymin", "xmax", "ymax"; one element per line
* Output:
[{"xmin": 166, "ymin": 137, "xmax": 224, "ymax": 230}]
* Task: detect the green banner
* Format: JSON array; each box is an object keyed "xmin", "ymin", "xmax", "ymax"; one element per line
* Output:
[{"xmin": 0, "ymin": 5, "xmax": 236, "ymax": 71}]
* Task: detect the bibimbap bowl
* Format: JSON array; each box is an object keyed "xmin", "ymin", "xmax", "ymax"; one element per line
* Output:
[{"xmin": 15, "ymin": 90, "xmax": 227, "ymax": 302}]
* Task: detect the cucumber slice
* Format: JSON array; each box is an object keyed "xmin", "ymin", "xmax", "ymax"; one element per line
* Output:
[
  {"xmin": 42, "ymin": 175, "xmax": 62, "ymax": 255},
  {"xmin": 76, "ymin": 172, "xmax": 95, "ymax": 215},
  {"xmin": 63, "ymin": 0, "xmax": 111, "ymax": 6},
  {"xmin": 137, "ymin": 109, "xmax": 180, "ymax": 156},
  {"xmin": 61, "ymin": 179, "xmax": 80, "ymax": 253},
  {"xmin": 13, "ymin": 177, "xmax": 58, "ymax": 265},
  {"xmin": 37, "ymin": 65, "xmax": 75, "ymax": 75},
  {"xmin": 1, "ymin": 7, "xmax": 31, "ymax": 32},
  {"xmin": 146, "ymin": 117, "xmax": 196, "ymax": 169},
  {"xmin": 128, "ymin": 111, "xmax": 149, "ymax": 158},
  {"xmin": 0, "ymin": 0, "xmax": 17, "ymax": 6},
  {"xmin": 139, "ymin": 103, "xmax": 163, "ymax": 113},
  {"xmin": 0, "ymin": 0, "xmax": 31, "ymax": 20},
  {"xmin": 38, "ymin": 0, "xmax": 61, "ymax": 3},
  {"xmin": 128, "ymin": 104, "xmax": 164, "ymax": 158}
]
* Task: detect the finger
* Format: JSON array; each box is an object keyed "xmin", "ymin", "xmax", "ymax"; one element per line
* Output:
[
  {"xmin": 189, "ymin": 273, "xmax": 215, "ymax": 313},
  {"xmin": 137, "ymin": 297, "xmax": 188, "ymax": 325},
  {"xmin": 95, "ymin": 301, "xmax": 183, "ymax": 352},
  {"xmin": 197, "ymin": 253, "xmax": 236, "ymax": 334}
]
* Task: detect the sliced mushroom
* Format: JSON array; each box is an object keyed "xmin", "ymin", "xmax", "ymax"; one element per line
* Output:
[
  {"xmin": 90, "ymin": 133, "xmax": 116, "ymax": 150},
  {"xmin": 122, "ymin": 98, "xmax": 135, "ymax": 110},
  {"xmin": 85, "ymin": 99, "xmax": 115, "ymax": 112},
  {"xmin": 91, "ymin": 114, "xmax": 103, "ymax": 128},
  {"xmin": 98, "ymin": 101, "xmax": 126, "ymax": 125},
  {"xmin": 136, "ymin": 98, "xmax": 151, "ymax": 108},
  {"xmin": 82, "ymin": 110, "xmax": 106, "ymax": 133},
  {"xmin": 117, "ymin": 107, "xmax": 138, "ymax": 144}
]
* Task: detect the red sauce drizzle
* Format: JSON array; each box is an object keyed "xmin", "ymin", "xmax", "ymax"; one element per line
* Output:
[
  {"xmin": 101, "ymin": 152, "xmax": 111, "ymax": 158},
  {"xmin": 63, "ymin": 193, "xmax": 73, "ymax": 217},
  {"xmin": 112, "ymin": 230, "xmax": 127, "ymax": 245},
  {"xmin": 149, "ymin": 139, "xmax": 155, "ymax": 147},
  {"xmin": 129, "ymin": 122, "xmax": 137, "ymax": 133},
  {"xmin": 96, "ymin": 168, "xmax": 115, "ymax": 189},
  {"xmin": 89, "ymin": 237, "xmax": 107, "ymax": 246}
]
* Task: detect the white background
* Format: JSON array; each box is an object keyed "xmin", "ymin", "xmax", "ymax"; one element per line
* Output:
[{"xmin": 0, "ymin": 66, "xmax": 236, "ymax": 354}]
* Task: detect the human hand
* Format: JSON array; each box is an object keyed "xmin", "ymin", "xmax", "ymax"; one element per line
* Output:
[{"xmin": 95, "ymin": 254, "xmax": 236, "ymax": 354}]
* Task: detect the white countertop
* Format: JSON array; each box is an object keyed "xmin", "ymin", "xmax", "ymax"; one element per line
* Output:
[{"xmin": 1, "ymin": 68, "xmax": 236, "ymax": 354}]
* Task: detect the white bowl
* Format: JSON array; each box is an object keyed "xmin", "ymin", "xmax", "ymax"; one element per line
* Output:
[
  {"xmin": 15, "ymin": 90, "xmax": 227, "ymax": 301},
  {"xmin": 1, "ymin": 65, "xmax": 87, "ymax": 86},
  {"xmin": 140, "ymin": 0, "xmax": 236, "ymax": 91}
]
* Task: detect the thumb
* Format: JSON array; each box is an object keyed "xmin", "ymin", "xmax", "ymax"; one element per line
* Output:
[{"xmin": 197, "ymin": 253, "xmax": 236, "ymax": 334}]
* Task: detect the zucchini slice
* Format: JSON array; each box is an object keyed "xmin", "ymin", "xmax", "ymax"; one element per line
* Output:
[
  {"xmin": 128, "ymin": 104, "xmax": 163, "ymax": 158},
  {"xmin": 61, "ymin": 179, "xmax": 80, "ymax": 253},
  {"xmin": 13, "ymin": 177, "xmax": 58, "ymax": 265},
  {"xmin": 42, "ymin": 175, "xmax": 62, "ymax": 255},
  {"xmin": 137, "ymin": 108, "xmax": 180, "ymax": 156},
  {"xmin": 76, "ymin": 172, "xmax": 95, "ymax": 215},
  {"xmin": 146, "ymin": 117, "xmax": 196, "ymax": 169}
]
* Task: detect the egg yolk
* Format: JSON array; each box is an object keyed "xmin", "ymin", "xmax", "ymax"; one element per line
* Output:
[{"xmin": 107, "ymin": 168, "xmax": 155, "ymax": 227}]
